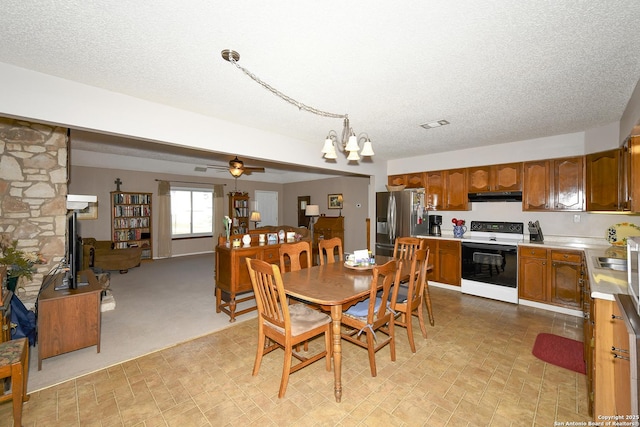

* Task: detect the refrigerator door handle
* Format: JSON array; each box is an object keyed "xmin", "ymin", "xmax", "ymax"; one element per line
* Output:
[{"xmin": 389, "ymin": 193, "xmax": 397, "ymax": 243}]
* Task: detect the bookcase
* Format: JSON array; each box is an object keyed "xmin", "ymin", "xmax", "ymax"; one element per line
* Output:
[
  {"xmin": 229, "ymin": 192, "xmax": 250, "ymax": 236},
  {"xmin": 111, "ymin": 191, "xmax": 152, "ymax": 260}
]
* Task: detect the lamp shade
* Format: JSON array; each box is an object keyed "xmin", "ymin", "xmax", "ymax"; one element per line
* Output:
[
  {"xmin": 250, "ymin": 211, "xmax": 261, "ymax": 222},
  {"xmin": 305, "ymin": 204, "xmax": 320, "ymax": 216}
]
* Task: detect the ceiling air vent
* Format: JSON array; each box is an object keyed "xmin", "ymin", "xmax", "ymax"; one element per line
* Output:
[{"xmin": 420, "ymin": 120, "xmax": 450, "ymax": 130}]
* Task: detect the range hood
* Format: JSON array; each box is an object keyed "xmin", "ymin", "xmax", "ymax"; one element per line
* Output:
[{"xmin": 468, "ymin": 191, "xmax": 523, "ymax": 202}]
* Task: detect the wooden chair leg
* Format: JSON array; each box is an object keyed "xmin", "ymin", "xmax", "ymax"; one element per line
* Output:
[
  {"xmin": 389, "ymin": 320, "xmax": 396, "ymax": 362},
  {"xmin": 405, "ymin": 311, "xmax": 416, "ymax": 353},
  {"xmin": 366, "ymin": 332, "xmax": 377, "ymax": 377},
  {"xmin": 424, "ymin": 287, "xmax": 435, "ymax": 326},
  {"xmin": 416, "ymin": 304, "xmax": 428, "ymax": 339},
  {"xmin": 253, "ymin": 332, "xmax": 266, "ymax": 376},
  {"xmin": 279, "ymin": 345, "xmax": 293, "ymax": 398}
]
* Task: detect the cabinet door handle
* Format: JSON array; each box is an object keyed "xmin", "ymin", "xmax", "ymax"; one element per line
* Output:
[
  {"xmin": 612, "ymin": 314, "xmax": 623, "ymax": 320},
  {"xmin": 612, "ymin": 345, "xmax": 629, "ymax": 353},
  {"xmin": 613, "ymin": 353, "xmax": 630, "ymax": 361}
]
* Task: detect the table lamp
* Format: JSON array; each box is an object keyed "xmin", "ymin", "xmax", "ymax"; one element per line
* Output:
[
  {"xmin": 305, "ymin": 204, "xmax": 320, "ymax": 240},
  {"xmin": 250, "ymin": 211, "xmax": 261, "ymax": 228}
]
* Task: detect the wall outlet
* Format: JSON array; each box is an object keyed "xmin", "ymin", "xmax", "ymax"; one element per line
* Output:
[{"xmin": 573, "ymin": 214, "xmax": 581, "ymax": 223}]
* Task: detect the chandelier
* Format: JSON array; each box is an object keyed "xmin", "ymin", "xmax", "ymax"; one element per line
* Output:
[{"xmin": 221, "ymin": 49, "xmax": 374, "ymax": 162}]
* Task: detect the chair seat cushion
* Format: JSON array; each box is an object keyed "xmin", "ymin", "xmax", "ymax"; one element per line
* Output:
[
  {"xmin": 265, "ymin": 304, "xmax": 330, "ymax": 336},
  {"xmin": 344, "ymin": 297, "xmax": 382, "ymax": 318},
  {"xmin": 0, "ymin": 338, "xmax": 26, "ymax": 365}
]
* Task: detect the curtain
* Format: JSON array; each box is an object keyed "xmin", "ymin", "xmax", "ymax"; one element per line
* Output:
[
  {"xmin": 157, "ymin": 180, "xmax": 172, "ymax": 258},
  {"xmin": 213, "ymin": 184, "xmax": 224, "ymax": 250}
]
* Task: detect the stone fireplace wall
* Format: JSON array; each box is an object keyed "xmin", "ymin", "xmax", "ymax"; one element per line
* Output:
[{"xmin": 0, "ymin": 117, "xmax": 68, "ymax": 300}]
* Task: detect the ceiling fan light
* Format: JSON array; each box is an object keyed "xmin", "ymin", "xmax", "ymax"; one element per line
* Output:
[
  {"xmin": 346, "ymin": 150, "xmax": 360, "ymax": 161},
  {"xmin": 344, "ymin": 134, "xmax": 359, "ymax": 152},
  {"xmin": 229, "ymin": 167, "xmax": 243, "ymax": 177},
  {"xmin": 360, "ymin": 139, "xmax": 375, "ymax": 156}
]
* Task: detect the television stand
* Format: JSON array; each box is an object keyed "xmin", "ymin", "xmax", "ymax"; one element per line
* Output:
[
  {"xmin": 37, "ymin": 269, "xmax": 102, "ymax": 370},
  {"xmin": 54, "ymin": 271, "xmax": 90, "ymax": 291}
]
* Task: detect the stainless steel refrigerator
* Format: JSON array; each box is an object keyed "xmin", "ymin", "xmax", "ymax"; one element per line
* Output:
[{"xmin": 375, "ymin": 189, "xmax": 429, "ymax": 257}]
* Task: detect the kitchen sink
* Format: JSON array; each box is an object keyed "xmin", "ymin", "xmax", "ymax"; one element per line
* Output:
[{"xmin": 594, "ymin": 256, "xmax": 627, "ymax": 272}]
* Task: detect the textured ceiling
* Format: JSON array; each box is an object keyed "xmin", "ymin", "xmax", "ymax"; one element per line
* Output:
[{"xmin": 1, "ymin": 1, "xmax": 640, "ymax": 180}]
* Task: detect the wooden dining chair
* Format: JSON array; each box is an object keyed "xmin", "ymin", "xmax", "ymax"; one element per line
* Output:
[
  {"xmin": 341, "ymin": 259, "xmax": 403, "ymax": 377},
  {"xmin": 318, "ymin": 237, "xmax": 344, "ymax": 265},
  {"xmin": 245, "ymin": 258, "xmax": 332, "ymax": 398},
  {"xmin": 389, "ymin": 248, "xmax": 432, "ymax": 352},
  {"xmin": 279, "ymin": 241, "xmax": 312, "ymax": 273}
]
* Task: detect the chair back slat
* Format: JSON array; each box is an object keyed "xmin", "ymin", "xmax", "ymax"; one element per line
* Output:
[
  {"xmin": 279, "ymin": 241, "xmax": 312, "ymax": 272},
  {"xmin": 393, "ymin": 236, "xmax": 425, "ymax": 261},
  {"xmin": 318, "ymin": 237, "xmax": 344, "ymax": 265},
  {"xmin": 246, "ymin": 258, "xmax": 288, "ymax": 330}
]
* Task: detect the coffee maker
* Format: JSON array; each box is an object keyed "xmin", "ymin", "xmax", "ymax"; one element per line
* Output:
[{"xmin": 429, "ymin": 215, "xmax": 442, "ymax": 236}]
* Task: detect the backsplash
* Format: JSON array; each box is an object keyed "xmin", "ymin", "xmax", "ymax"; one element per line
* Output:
[{"xmin": 433, "ymin": 202, "xmax": 640, "ymax": 244}]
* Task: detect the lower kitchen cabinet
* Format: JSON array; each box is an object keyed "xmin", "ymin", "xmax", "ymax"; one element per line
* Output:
[
  {"xmin": 518, "ymin": 246, "xmax": 547, "ymax": 301},
  {"xmin": 549, "ymin": 250, "xmax": 582, "ymax": 309},
  {"xmin": 421, "ymin": 238, "xmax": 461, "ymax": 286},
  {"xmin": 518, "ymin": 246, "xmax": 582, "ymax": 309}
]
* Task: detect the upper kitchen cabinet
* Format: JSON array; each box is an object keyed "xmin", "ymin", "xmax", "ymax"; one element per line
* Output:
[
  {"xmin": 585, "ymin": 148, "xmax": 626, "ymax": 211},
  {"xmin": 553, "ymin": 156, "xmax": 584, "ymax": 211},
  {"xmin": 388, "ymin": 174, "xmax": 407, "ymax": 188},
  {"xmin": 523, "ymin": 157, "xmax": 584, "ymax": 211},
  {"xmin": 388, "ymin": 173, "xmax": 425, "ymax": 189},
  {"xmin": 425, "ymin": 170, "xmax": 445, "ymax": 210},
  {"xmin": 425, "ymin": 169, "xmax": 469, "ymax": 211},
  {"xmin": 629, "ymin": 136, "xmax": 640, "ymax": 213},
  {"xmin": 445, "ymin": 168, "xmax": 469, "ymax": 210},
  {"xmin": 468, "ymin": 163, "xmax": 522, "ymax": 193},
  {"xmin": 406, "ymin": 172, "xmax": 425, "ymax": 188}
]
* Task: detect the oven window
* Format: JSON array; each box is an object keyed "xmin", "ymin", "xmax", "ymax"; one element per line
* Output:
[{"xmin": 461, "ymin": 243, "xmax": 518, "ymax": 288}]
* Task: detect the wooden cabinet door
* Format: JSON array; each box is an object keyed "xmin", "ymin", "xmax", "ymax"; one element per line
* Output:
[
  {"xmin": 628, "ymin": 136, "xmax": 640, "ymax": 212},
  {"xmin": 444, "ymin": 168, "xmax": 468, "ymax": 211},
  {"xmin": 422, "ymin": 238, "xmax": 438, "ymax": 281},
  {"xmin": 586, "ymin": 149, "xmax": 622, "ymax": 211},
  {"xmin": 523, "ymin": 160, "xmax": 551, "ymax": 210},
  {"xmin": 425, "ymin": 171, "xmax": 444, "ymax": 210},
  {"xmin": 468, "ymin": 166, "xmax": 491, "ymax": 192},
  {"xmin": 549, "ymin": 250, "xmax": 582, "ymax": 308},
  {"xmin": 612, "ymin": 300, "xmax": 632, "ymax": 417},
  {"xmin": 405, "ymin": 173, "xmax": 424, "ymax": 188},
  {"xmin": 552, "ymin": 156, "xmax": 584, "ymax": 211},
  {"xmin": 493, "ymin": 162, "xmax": 522, "ymax": 191},
  {"xmin": 518, "ymin": 247, "xmax": 547, "ymax": 302},
  {"xmin": 388, "ymin": 174, "xmax": 407, "ymax": 187},
  {"xmin": 437, "ymin": 239, "xmax": 460, "ymax": 286}
]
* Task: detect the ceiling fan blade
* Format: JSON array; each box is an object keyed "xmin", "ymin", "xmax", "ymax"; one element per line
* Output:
[{"xmin": 243, "ymin": 167, "xmax": 265, "ymax": 173}]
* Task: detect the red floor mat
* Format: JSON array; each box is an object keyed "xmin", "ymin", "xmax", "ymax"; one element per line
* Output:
[{"xmin": 532, "ymin": 333, "xmax": 586, "ymax": 374}]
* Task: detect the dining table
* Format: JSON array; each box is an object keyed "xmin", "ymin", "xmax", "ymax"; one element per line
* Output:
[{"xmin": 281, "ymin": 257, "xmax": 414, "ymax": 402}]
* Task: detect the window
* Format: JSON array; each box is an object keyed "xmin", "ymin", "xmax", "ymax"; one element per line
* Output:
[{"xmin": 170, "ymin": 188, "xmax": 213, "ymax": 238}]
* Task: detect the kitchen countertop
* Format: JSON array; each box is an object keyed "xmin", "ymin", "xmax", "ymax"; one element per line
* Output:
[{"xmin": 415, "ymin": 233, "xmax": 628, "ymax": 301}]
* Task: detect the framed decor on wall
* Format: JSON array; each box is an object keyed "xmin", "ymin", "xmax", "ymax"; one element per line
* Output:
[
  {"xmin": 77, "ymin": 202, "xmax": 98, "ymax": 220},
  {"xmin": 328, "ymin": 194, "xmax": 343, "ymax": 209}
]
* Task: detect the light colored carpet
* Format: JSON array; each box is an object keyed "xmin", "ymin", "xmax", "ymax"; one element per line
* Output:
[{"xmin": 28, "ymin": 252, "xmax": 257, "ymax": 392}]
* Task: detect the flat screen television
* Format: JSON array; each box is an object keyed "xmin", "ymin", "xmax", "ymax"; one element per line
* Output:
[{"xmin": 56, "ymin": 210, "xmax": 87, "ymax": 290}]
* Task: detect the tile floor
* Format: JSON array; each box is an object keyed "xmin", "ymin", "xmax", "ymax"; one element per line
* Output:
[{"xmin": 0, "ymin": 286, "xmax": 590, "ymax": 426}]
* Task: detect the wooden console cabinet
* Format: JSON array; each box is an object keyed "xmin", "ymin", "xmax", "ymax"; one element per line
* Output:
[
  {"xmin": 216, "ymin": 238, "xmax": 301, "ymax": 322},
  {"xmin": 37, "ymin": 271, "xmax": 102, "ymax": 370}
]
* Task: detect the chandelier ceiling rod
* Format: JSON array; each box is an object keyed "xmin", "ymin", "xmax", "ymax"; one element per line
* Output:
[
  {"xmin": 221, "ymin": 49, "xmax": 373, "ymax": 162},
  {"xmin": 222, "ymin": 49, "xmax": 346, "ymax": 120}
]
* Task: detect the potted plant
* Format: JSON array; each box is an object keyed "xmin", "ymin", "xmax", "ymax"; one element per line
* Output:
[{"xmin": 0, "ymin": 235, "xmax": 45, "ymax": 292}]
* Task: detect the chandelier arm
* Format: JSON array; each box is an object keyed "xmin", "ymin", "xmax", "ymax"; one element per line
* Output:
[{"xmin": 228, "ymin": 57, "xmax": 346, "ymax": 120}]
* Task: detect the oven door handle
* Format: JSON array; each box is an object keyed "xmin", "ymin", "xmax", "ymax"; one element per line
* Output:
[{"xmin": 461, "ymin": 242, "xmax": 517, "ymax": 252}]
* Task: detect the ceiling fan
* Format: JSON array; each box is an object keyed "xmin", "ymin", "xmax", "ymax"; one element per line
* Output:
[{"xmin": 204, "ymin": 156, "xmax": 265, "ymax": 177}]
